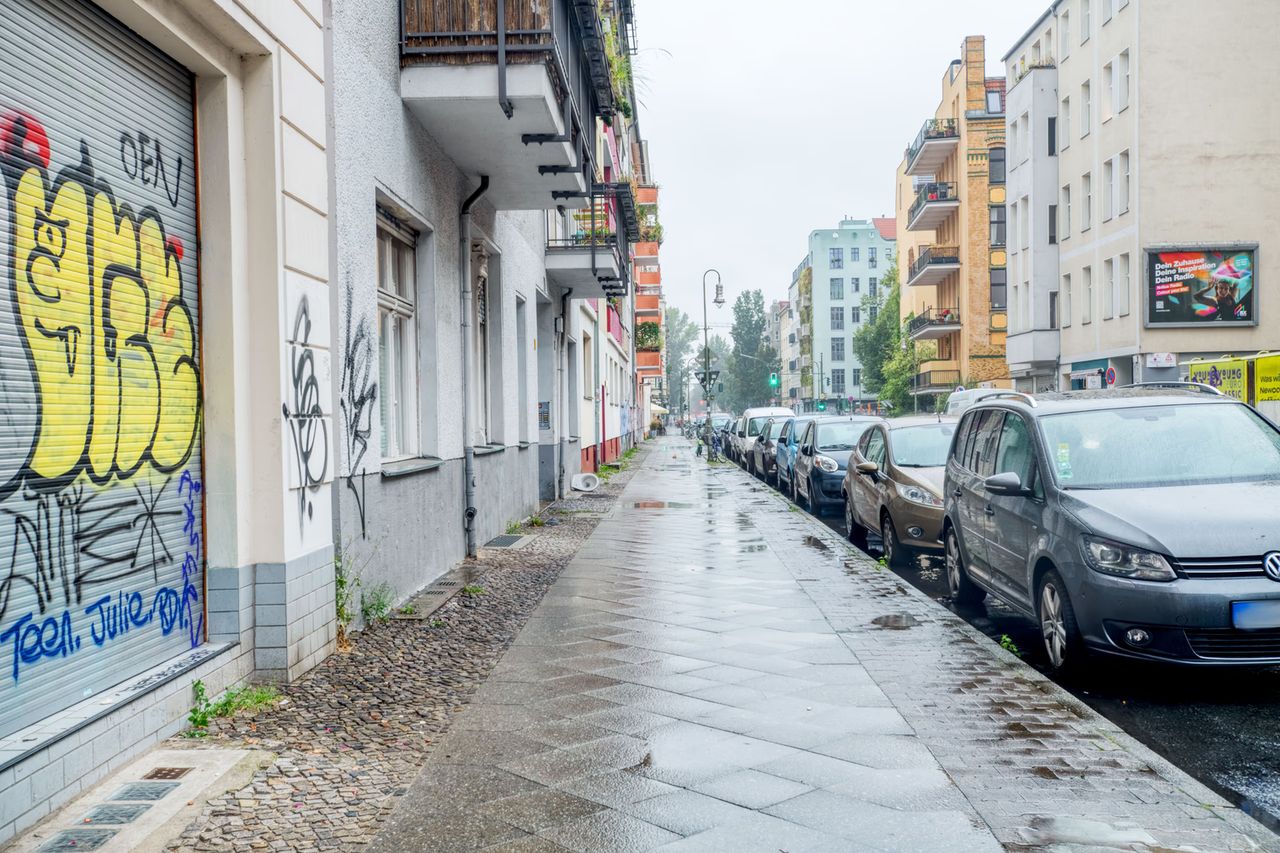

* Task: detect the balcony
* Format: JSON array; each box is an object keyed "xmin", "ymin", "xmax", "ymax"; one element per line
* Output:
[
  {"xmin": 912, "ymin": 370, "xmax": 962, "ymax": 395},
  {"xmin": 636, "ymin": 294, "xmax": 661, "ymax": 314},
  {"xmin": 636, "ymin": 267, "xmax": 660, "ymax": 287},
  {"xmin": 637, "ymin": 351, "xmax": 661, "ymax": 370},
  {"xmin": 635, "ymin": 185, "xmax": 659, "ymax": 206},
  {"xmin": 907, "ymin": 308, "xmax": 962, "ymax": 341},
  {"xmin": 400, "ymin": 0, "xmax": 612, "ymax": 209},
  {"xmin": 904, "ymin": 119, "xmax": 959, "ymax": 176},
  {"xmin": 545, "ymin": 197, "xmax": 628, "ymax": 298},
  {"xmin": 1006, "ymin": 329, "xmax": 1060, "ymax": 375},
  {"xmin": 906, "ymin": 245, "xmax": 961, "ymax": 288},
  {"xmin": 634, "ymin": 241, "xmax": 659, "ymax": 264},
  {"xmin": 906, "ymin": 182, "xmax": 959, "ymax": 232}
]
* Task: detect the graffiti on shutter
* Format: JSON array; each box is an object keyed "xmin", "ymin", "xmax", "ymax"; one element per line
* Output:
[{"xmin": 0, "ymin": 110, "xmax": 202, "ymax": 687}]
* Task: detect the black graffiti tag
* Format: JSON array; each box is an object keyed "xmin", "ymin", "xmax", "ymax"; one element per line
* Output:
[
  {"xmin": 119, "ymin": 131, "xmax": 183, "ymax": 208},
  {"xmin": 338, "ymin": 283, "xmax": 376, "ymax": 537},
  {"xmin": 282, "ymin": 297, "xmax": 329, "ymax": 525}
]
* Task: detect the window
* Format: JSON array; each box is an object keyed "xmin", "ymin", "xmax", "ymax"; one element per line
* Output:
[
  {"xmin": 868, "ymin": 247, "xmax": 877, "ymax": 268},
  {"xmin": 1049, "ymin": 204, "xmax": 1058, "ymax": 245},
  {"xmin": 516, "ymin": 296, "xmax": 529, "ymax": 441},
  {"xmin": 994, "ymin": 414, "xmax": 1037, "ymax": 489},
  {"xmin": 851, "ymin": 277, "xmax": 861, "ymax": 293},
  {"xmin": 1060, "ymin": 97, "xmax": 1071, "ymax": 149},
  {"xmin": 582, "ymin": 332, "xmax": 593, "ymax": 399},
  {"xmin": 1082, "ymin": 265, "xmax": 1093, "ymax": 323},
  {"xmin": 377, "ymin": 220, "xmax": 419, "ymax": 460},
  {"xmin": 1049, "ymin": 290, "xmax": 1059, "ymax": 329},
  {"xmin": 1103, "ymin": 159, "xmax": 1114, "ymax": 220},
  {"xmin": 829, "ymin": 247, "xmax": 843, "ymax": 269},
  {"xmin": 989, "ymin": 147, "xmax": 1006, "ymax": 184},
  {"xmin": 1081, "ymin": 0, "xmax": 1091, "ymax": 43},
  {"xmin": 1010, "ymin": 200, "xmax": 1018, "ymax": 251},
  {"xmin": 1060, "ymin": 11, "xmax": 1071, "ymax": 57},
  {"xmin": 830, "ymin": 306, "xmax": 844, "ymax": 330},
  {"xmin": 971, "ymin": 410, "xmax": 1006, "ymax": 476},
  {"xmin": 869, "ymin": 306, "xmax": 879, "ymax": 323},
  {"xmin": 1082, "ymin": 172, "xmax": 1092, "ymax": 230},
  {"xmin": 990, "ymin": 205, "xmax": 1007, "ymax": 246},
  {"xmin": 1104, "ymin": 257, "xmax": 1115, "ymax": 318},
  {"xmin": 1103, "ymin": 0, "xmax": 1113, "ymax": 23},
  {"xmin": 986, "ymin": 89, "xmax": 1002, "ymax": 113},
  {"xmin": 1048, "ymin": 117, "xmax": 1057, "ymax": 156},
  {"xmin": 1020, "ymin": 198, "xmax": 1030, "ymax": 250},
  {"xmin": 851, "ymin": 368, "xmax": 862, "ymax": 387},
  {"xmin": 1119, "ymin": 51, "xmax": 1132, "ymax": 113},
  {"xmin": 1119, "ymin": 150, "xmax": 1130, "ymax": 214},
  {"xmin": 831, "ymin": 369, "xmax": 845, "ymax": 396},
  {"xmin": 830, "ymin": 277, "xmax": 844, "ymax": 299},
  {"xmin": 472, "ymin": 246, "xmax": 495, "ymax": 441},
  {"xmin": 1062, "ymin": 273, "xmax": 1073, "ymax": 326},
  {"xmin": 1118, "ymin": 252, "xmax": 1131, "ymax": 316},
  {"xmin": 1081, "ymin": 81, "xmax": 1091, "ymax": 136},
  {"xmin": 991, "ymin": 268, "xmax": 1008, "ymax": 309},
  {"xmin": 1103, "ymin": 61, "xmax": 1114, "ymax": 121},
  {"xmin": 851, "ymin": 306, "xmax": 861, "ymax": 324},
  {"xmin": 1061, "ymin": 184, "xmax": 1072, "ymax": 239},
  {"xmin": 869, "ymin": 277, "xmax": 878, "ymax": 296},
  {"xmin": 831, "ymin": 338, "xmax": 845, "ymax": 362},
  {"xmin": 850, "ymin": 247, "xmax": 861, "ymax": 262}
]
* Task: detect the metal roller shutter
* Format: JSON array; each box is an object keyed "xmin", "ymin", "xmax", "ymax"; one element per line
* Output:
[{"xmin": 0, "ymin": 0, "xmax": 203, "ymax": 738}]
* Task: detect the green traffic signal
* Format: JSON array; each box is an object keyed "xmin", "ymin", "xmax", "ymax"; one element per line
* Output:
[
  {"xmin": 768, "ymin": 372, "xmax": 779, "ymax": 388},
  {"xmin": 816, "ymin": 401, "xmax": 827, "ymax": 411}
]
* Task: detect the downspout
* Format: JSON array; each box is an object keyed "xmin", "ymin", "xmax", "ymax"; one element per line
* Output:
[
  {"xmin": 557, "ymin": 287, "xmax": 573, "ymax": 498},
  {"xmin": 460, "ymin": 176, "xmax": 490, "ymax": 556}
]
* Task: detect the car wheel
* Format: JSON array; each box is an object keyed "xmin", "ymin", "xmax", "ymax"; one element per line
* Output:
[
  {"xmin": 1037, "ymin": 570, "xmax": 1084, "ymax": 674},
  {"xmin": 944, "ymin": 526, "xmax": 986, "ymax": 604},
  {"xmin": 881, "ymin": 513, "xmax": 914, "ymax": 568},
  {"xmin": 845, "ymin": 498, "xmax": 868, "ymax": 549}
]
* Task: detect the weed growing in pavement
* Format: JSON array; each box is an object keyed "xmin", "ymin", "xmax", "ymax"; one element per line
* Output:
[
  {"xmin": 428, "ymin": 619, "xmax": 446, "ymax": 629},
  {"xmin": 505, "ymin": 520, "xmax": 522, "ymax": 535},
  {"xmin": 597, "ymin": 463, "xmax": 623, "ymax": 482},
  {"xmin": 1000, "ymin": 634, "xmax": 1022, "ymax": 657},
  {"xmin": 876, "ymin": 554, "xmax": 889, "ymax": 570},
  {"xmin": 527, "ymin": 516, "xmax": 546, "ymax": 527},
  {"xmin": 334, "ymin": 545, "xmax": 362, "ymax": 649},
  {"xmin": 361, "ymin": 581, "xmax": 395, "ymax": 624},
  {"xmin": 185, "ymin": 680, "xmax": 281, "ymax": 737},
  {"xmin": 462, "ymin": 584, "xmax": 487, "ymax": 597},
  {"xmin": 399, "ymin": 604, "xmax": 417, "ymax": 615}
]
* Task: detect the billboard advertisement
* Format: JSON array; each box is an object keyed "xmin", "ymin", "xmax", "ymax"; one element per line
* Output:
[
  {"xmin": 1187, "ymin": 359, "xmax": 1247, "ymax": 401},
  {"xmin": 1147, "ymin": 247, "xmax": 1256, "ymax": 325}
]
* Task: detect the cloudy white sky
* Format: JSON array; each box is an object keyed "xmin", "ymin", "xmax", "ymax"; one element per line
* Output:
[{"xmin": 635, "ymin": 0, "xmax": 1044, "ymax": 336}]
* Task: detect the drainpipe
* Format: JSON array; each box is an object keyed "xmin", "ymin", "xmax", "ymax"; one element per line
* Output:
[
  {"xmin": 460, "ymin": 176, "xmax": 490, "ymax": 556},
  {"xmin": 557, "ymin": 287, "xmax": 572, "ymax": 498}
]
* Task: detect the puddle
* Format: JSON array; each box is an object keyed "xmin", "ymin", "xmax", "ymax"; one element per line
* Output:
[
  {"xmin": 872, "ymin": 614, "xmax": 920, "ymax": 630},
  {"xmin": 802, "ymin": 536, "xmax": 830, "ymax": 552},
  {"xmin": 630, "ymin": 500, "xmax": 697, "ymax": 509}
]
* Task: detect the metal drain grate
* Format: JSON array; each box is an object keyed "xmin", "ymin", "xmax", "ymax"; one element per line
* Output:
[
  {"xmin": 83, "ymin": 803, "xmax": 151, "ymax": 824},
  {"xmin": 484, "ymin": 534, "xmax": 523, "ymax": 548},
  {"xmin": 437, "ymin": 580, "xmax": 460, "ymax": 587},
  {"xmin": 143, "ymin": 766, "xmax": 192, "ymax": 780},
  {"xmin": 109, "ymin": 781, "xmax": 180, "ymax": 801},
  {"xmin": 38, "ymin": 829, "xmax": 118, "ymax": 851}
]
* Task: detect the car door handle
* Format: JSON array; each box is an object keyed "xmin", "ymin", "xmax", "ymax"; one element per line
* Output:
[
  {"xmin": 984, "ymin": 505, "xmax": 996, "ymax": 517},
  {"xmin": 952, "ymin": 489, "xmax": 963, "ymax": 498}
]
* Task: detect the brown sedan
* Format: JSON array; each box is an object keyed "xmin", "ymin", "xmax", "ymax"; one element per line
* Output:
[{"xmin": 842, "ymin": 416, "xmax": 958, "ymax": 567}]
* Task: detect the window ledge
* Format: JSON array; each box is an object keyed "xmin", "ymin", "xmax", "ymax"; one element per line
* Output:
[
  {"xmin": 472, "ymin": 444, "xmax": 506, "ymax": 457},
  {"xmin": 568, "ymin": 436, "xmax": 580, "ymax": 444},
  {"xmin": 518, "ymin": 441, "xmax": 533, "ymax": 450},
  {"xmin": 382, "ymin": 456, "xmax": 445, "ymax": 479}
]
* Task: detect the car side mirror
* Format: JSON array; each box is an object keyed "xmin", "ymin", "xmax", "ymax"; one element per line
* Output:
[
  {"xmin": 984, "ymin": 471, "xmax": 1028, "ymax": 496},
  {"xmin": 856, "ymin": 461, "xmax": 879, "ymax": 476}
]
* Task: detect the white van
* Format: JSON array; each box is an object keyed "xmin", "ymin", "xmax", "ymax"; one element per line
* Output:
[
  {"xmin": 943, "ymin": 388, "xmax": 1005, "ymax": 417},
  {"xmin": 733, "ymin": 406, "xmax": 796, "ymax": 467}
]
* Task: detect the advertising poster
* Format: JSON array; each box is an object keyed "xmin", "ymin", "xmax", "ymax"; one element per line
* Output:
[
  {"xmin": 1187, "ymin": 359, "xmax": 1247, "ymax": 401},
  {"xmin": 1256, "ymin": 355, "xmax": 1280, "ymax": 403},
  {"xmin": 1147, "ymin": 248, "xmax": 1256, "ymax": 325}
]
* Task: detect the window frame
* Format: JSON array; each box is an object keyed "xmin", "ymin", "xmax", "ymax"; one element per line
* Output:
[
  {"xmin": 376, "ymin": 217, "xmax": 421, "ymax": 462},
  {"xmin": 829, "ymin": 247, "xmax": 844, "ymax": 269},
  {"xmin": 989, "ymin": 146, "xmax": 1007, "ymax": 185}
]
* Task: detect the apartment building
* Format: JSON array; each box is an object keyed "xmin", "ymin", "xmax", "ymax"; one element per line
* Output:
[
  {"xmin": 897, "ymin": 36, "xmax": 1010, "ymax": 396},
  {"xmin": 1005, "ymin": 0, "xmax": 1280, "ymax": 393},
  {"xmin": 779, "ymin": 301, "xmax": 802, "ymax": 403},
  {"xmin": 796, "ymin": 219, "xmax": 897, "ymax": 411}
]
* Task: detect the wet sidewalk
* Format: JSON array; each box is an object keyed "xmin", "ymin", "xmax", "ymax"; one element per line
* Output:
[{"xmin": 371, "ymin": 438, "xmax": 1278, "ymax": 852}]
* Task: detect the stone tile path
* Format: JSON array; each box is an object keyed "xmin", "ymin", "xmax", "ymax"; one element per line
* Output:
[{"xmin": 374, "ymin": 439, "xmax": 1279, "ymax": 851}]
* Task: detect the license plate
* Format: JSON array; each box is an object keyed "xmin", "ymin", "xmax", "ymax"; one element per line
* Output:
[{"xmin": 1231, "ymin": 600, "xmax": 1280, "ymax": 630}]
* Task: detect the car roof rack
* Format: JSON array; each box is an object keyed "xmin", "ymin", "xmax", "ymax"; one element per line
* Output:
[
  {"xmin": 1119, "ymin": 381, "xmax": 1223, "ymax": 396},
  {"xmin": 978, "ymin": 391, "xmax": 1038, "ymax": 408}
]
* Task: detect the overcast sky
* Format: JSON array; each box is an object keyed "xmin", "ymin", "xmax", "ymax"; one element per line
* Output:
[{"xmin": 636, "ymin": 0, "xmax": 1044, "ymax": 337}]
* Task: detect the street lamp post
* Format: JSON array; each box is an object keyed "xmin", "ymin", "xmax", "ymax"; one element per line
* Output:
[{"xmin": 702, "ymin": 269, "xmax": 725, "ymax": 449}]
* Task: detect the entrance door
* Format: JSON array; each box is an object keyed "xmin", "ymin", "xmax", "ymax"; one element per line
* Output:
[{"xmin": 0, "ymin": 0, "xmax": 203, "ymax": 738}]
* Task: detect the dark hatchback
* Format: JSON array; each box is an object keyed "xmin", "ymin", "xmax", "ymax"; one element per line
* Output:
[
  {"xmin": 942, "ymin": 387, "xmax": 1280, "ymax": 671},
  {"xmin": 792, "ymin": 416, "xmax": 882, "ymax": 514}
]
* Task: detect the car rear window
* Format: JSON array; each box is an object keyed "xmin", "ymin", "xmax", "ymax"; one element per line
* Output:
[
  {"xmin": 891, "ymin": 423, "xmax": 956, "ymax": 467},
  {"xmin": 817, "ymin": 421, "xmax": 873, "ymax": 451}
]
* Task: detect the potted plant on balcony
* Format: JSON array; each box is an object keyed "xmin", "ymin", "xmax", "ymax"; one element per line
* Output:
[{"xmin": 636, "ymin": 321, "xmax": 661, "ymax": 352}]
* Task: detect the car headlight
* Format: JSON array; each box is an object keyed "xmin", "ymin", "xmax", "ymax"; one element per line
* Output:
[
  {"xmin": 1082, "ymin": 536, "xmax": 1176, "ymax": 582},
  {"xmin": 895, "ymin": 482, "xmax": 943, "ymax": 507},
  {"xmin": 814, "ymin": 455, "xmax": 839, "ymax": 473}
]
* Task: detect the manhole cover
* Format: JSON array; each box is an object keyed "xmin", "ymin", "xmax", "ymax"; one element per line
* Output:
[
  {"xmin": 83, "ymin": 803, "xmax": 151, "ymax": 824},
  {"xmin": 109, "ymin": 781, "xmax": 180, "ymax": 801},
  {"xmin": 484, "ymin": 534, "xmax": 523, "ymax": 548},
  {"xmin": 143, "ymin": 766, "xmax": 192, "ymax": 780},
  {"xmin": 38, "ymin": 829, "xmax": 118, "ymax": 851},
  {"xmin": 872, "ymin": 614, "xmax": 920, "ymax": 630}
]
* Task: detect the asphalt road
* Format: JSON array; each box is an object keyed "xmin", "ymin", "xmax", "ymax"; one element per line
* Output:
[{"xmin": 739, "ymin": 461, "xmax": 1280, "ymax": 834}]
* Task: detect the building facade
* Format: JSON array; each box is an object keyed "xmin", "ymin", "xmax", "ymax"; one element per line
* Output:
[
  {"xmin": 795, "ymin": 219, "xmax": 896, "ymax": 411},
  {"xmin": 1004, "ymin": 0, "xmax": 1280, "ymax": 393},
  {"xmin": 897, "ymin": 36, "xmax": 1011, "ymax": 396}
]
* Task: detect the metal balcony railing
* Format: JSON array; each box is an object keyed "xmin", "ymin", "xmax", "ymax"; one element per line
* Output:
[
  {"xmin": 905, "ymin": 118, "xmax": 959, "ymax": 168},
  {"xmin": 907, "ymin": 308, "xmax": 961, "ymax": 338},
  {"xmin": 908, "ymin": 246, "xmax": 961, "ymax": 282},
  {"xmin": 907, "ymin": 181, "xmax": 958, "ymax": 224},
  {"xmin": 912, "ymin": 370, "xmax": 962, "ymax": 390}
]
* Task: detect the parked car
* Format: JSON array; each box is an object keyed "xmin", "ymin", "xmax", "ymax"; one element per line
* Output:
[
  {"xmin": 726, "ymin": 416, "xmax": 746, "ymax": 461},
  {"xmin": 943, "ymin": 386, "xmax": 1280, "ymax": 672},
  {"xmin": 792, "ymin": 416, "xmax": 881, "ymax": 514},
  {"xmin": 775, "ymin": 415, "xmax": 818, "ymax": 497},
  {"xmin": 710, "ymin": 413, "xmax": 733, "ymax": 436},
  {"xmin": 749, "ymin": 417, "xmax": 787, "ymax": 482},
  {"xmin": 844, "ymin": 416, "xmax": 957, "ymax": 567},
  {"xmin": 734, "ymin": 406, "xmax": 795, "ymax": 468},
  {"xmin": 943, "ymin": 387, "xmax": 1005, "ymax": 417}
]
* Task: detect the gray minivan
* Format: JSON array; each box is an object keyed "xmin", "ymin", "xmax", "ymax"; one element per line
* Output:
[{"xmin": 943, "ymin": 387, "xmax": 1280, "ymax": 672}]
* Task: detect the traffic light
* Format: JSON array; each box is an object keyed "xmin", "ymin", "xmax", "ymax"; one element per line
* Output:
[
  {"xmin": 816, "ymin": 400, "xmax": 827, "ymax": 411},
  {"xmin": 769, "ymin": 372, "xmax": 779, "ymax": 388}
]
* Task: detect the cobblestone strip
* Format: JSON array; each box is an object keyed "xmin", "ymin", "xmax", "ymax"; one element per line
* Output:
[
  {"xmin": 726, "ymin": 465, "xmax": 1280, "ymax": 852},
  {"xmin": 165, "ymin": 450, "xmax": 649, "ymax": 852}
]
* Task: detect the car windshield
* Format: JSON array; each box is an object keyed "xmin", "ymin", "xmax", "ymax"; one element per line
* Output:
[
  {"xmin": 1039, "ymin": 403, "xmax": 1280, "ymax": 489},
  {"xmin": 817, "ymin": 421, "xmax": 872, "ymax": 451},
  {"xmin": 747, "ymin": 417, "xmax": 770, "ymax": 436},
  {"xmin": 712, "ymin": 416, "xmax": 731, "ymax": 428},
  {"xmin": 891, "ymin": 423, "xmax": 956, "ymax": 467},
  {"xmin": 766, "ymin": 421, "xmax": 786, "ymax": 440}
]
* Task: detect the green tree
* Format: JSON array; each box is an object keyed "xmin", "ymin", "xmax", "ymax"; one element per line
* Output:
[
  {"xmin": 723, "ymin": 290, "xmax": 777, "ymax": 411},
  {"xmin": 852, "ymin": 261, "xmax": 901, "ymax": 395},
  {"xmin": 663, "ymin": 307, "xmax": 698, "ymax": 415}
]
